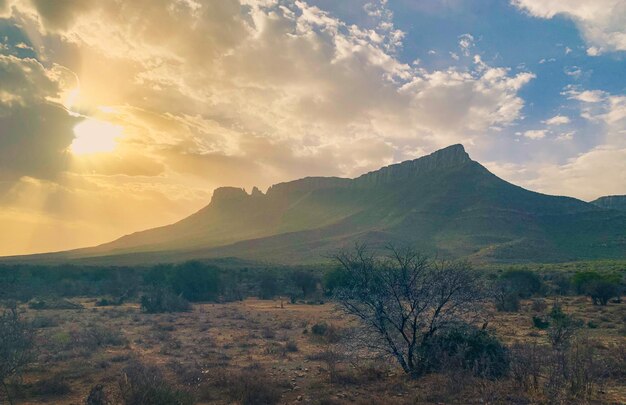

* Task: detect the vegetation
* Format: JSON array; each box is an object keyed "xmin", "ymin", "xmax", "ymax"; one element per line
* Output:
[
  {"xmin": 0, "ymin": 305, "xmax": 35, "ymax": 405},
  {"xmin": 0, "ymin": 253, "xmax": 623, "ymax": 404},
  {"xmin": 333, "ymin": 245, "xmax": 485, "ymax": 377},
  {"xmin": 119, "ymin": 362, "xmax": 194, "ymax": 405}
]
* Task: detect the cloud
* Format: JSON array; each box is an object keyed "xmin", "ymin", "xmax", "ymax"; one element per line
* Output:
[
  {"xmin": 491, "ymin": 88, "xmax": 626, "ymax": 200},
  {"xmin": 0, "ymin": 55, "xmax": 79, "ymax": 180},
  {"xmin": 458, "ymin": 33, "xmax": 475, "ymax": 56},
  {"xmin": 543, "ymin": 115, "xmax": 570, "ymax": 125},
  {"xmin": 512, "ymin": 0, "xmax": 626, "ymax": 54},
  {"xmin": 0, "ymin": 0, "xmax": 537, "ymax": 253},
  {"xmin": 523, "ymin": 129, "xmax": 547, "ymax": 139}
]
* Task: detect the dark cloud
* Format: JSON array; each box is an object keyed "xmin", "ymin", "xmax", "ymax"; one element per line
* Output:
[
  {"xmin": 29, "ymin": 0, "xmax": 96, "ymax": 31},
  {"xmin": 0, "ymin": 55, "xmax": 79, "ymax": 179}
]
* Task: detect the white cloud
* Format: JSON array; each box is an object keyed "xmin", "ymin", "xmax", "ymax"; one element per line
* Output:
[
  {"xmin": 458, "ymin": 33, "xmax": 474, "ymax": 56},
  {"xmin": 512, "ymin": 0, "xmax": 626, "ymax": 54},
  {"xmin": 543, "ymin": 115, "xmax": 570, "ymax": 125},
  {"xmin": 523, "ymin": 129, "xmax": 547, "ymax": 139}
]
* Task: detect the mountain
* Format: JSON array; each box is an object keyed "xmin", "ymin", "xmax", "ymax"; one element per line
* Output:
[
  {"xmin": 5, "ymin": 144, "xmax": 626, "ymax": 265},
  {"xmin": 591, "ymin": 195, "xmax": 626, "ymax": 212}
]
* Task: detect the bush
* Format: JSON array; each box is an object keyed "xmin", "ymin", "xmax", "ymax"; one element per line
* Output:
[
  {"xmin": 119, "ymin": 362, "xmax": 194, "ymax": 405},
  {"xmin": 86, "ymin": 384, "xmax": 109, "ymax": 405},
  {"xmin": 500, "ymin": 270, "xmax": 543, "ymax": 298},
  {"xmin": 73, "ymin": 325, "xmax": 127, "ymax": 349},
  {"xmin": 532, "ymin": 316, "xmax": 550, "ymax": 329},
  {"xmin": 494, "ymin": 291, "xmax": 520, "ymax": 312},
  {"xmin": 140, "ymin": 288, "xmax": 191, "ymax": 313},
  {"xmin": 421, "ymin": 324, "xmax": 509, "ymax": 379},
  {"xmin": 531, "ymin": 299, "xmax": 548, "ymax": 312},
  {"xmin": 0, "ymin": 306, "xmax": 35, "ymax": 402},
  {"xmin": 284, "ymin": 340, "xmax": 299, "ymax": 353},
  {"xmin": 547, "ymin": 305, "xmax": 582, "ymax": 349},
  {"xmin": 323, "ymin": 267, "xmax": 350, "ymax": 296},
  {"xmin": 586, "ymin": 279, "xmax": 620, "ymax": 306},
  {"xmin": 258, "ymin": 271, "xmax": 278, "ymax": 300},
  {"xmin": 311, "ymin": 322, "xmax": 328, "ymax": 336},
  {"xmin": 225, "ymin": 368, "xmax": 281, "ymax": 405},
  {"xmin": 572, "ymin": 271, "xmax": 622, "ymax": 304},
  {"xmin": 31, "ymin": 376, "xmax": 71, "ymax": 397},
  {"xmin": 170, "ymin": 262, "xmax": 221, "ymax": 302}
]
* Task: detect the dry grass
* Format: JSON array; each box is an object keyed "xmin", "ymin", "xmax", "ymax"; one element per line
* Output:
[{"xmin": 7, "ymin": 296, "xmax": 625, "ymax": 404}]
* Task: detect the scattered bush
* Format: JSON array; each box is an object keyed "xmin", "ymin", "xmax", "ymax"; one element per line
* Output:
[
  {"xmin": 170, "ymin": 262, "xmax": 221, "ymax": 302},
  {"xmin": 258, "ymin": 272, "xmax": 278, "ymax": 300},
  {"xmin": 140, "ymin": 288, "xmax": 191, "ymax": 313},
  {"xmin": 73, "ymin": 325, "xmax": 127, "ymax": 349},
  {"xmin": 494, "ymin": 270, "xmax": 543, "ymax": 312},
  {"xmin": 547, "ymin": 304, "xmax": 582, "ymax": 349},
  {"xmin": 0, "ymin": 306, "xmax": 35, "ymax": 403},
  {"xmin": 119, "ymin": 362, "xmax": 194, "ymax": 405},
  {"xmin": 532, "ymin": 316, "xmax": 550, "ymax": 329},
  {"xmin": 284, "ymin": 340, "xmax": 299, "ymax": 352},
  {"xmin": 225, "ymin": 368, "xmax": 281, "ymax": 405},
  {"xmin": 31, "ymin": 376, "xmax": 71, "ymax": 397},
  {"xmin": 86, "ymin": 384, "xmax": 110, "ymax": 405},
  {"xmin": 421, "ymin": 324, "xmax": 509, "ymax": 379},
  {"xmin": 531, "ymin": 299, "xmax": 547, "ymax": 312},
  {"xmin": 31, "ymin": 315, "xmax": 60, "ymax": 328},
  {"xmin": 572, "ymin": 271, "xmax": 622, "ymax": 305}
]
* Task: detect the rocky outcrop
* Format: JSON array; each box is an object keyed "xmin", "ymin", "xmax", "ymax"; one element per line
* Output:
[{"xmin": 354, "ymin": 144, "xmax": 471, "ymax": 187}]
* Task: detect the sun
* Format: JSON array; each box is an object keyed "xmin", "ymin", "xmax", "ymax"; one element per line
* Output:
[{"xmin": 70, "ymin": 119, "xmax": 122, "ymax": 155}]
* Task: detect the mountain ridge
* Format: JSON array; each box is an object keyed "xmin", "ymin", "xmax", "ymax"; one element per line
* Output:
[{"xmin": 3, "ymin": 144, "xmax": 625, "ymax": 265}]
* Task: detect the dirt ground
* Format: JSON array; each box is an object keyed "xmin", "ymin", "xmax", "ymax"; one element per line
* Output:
[{"xmin": 8, "ymin": 296, "xmax": 626, "ymax": 404}]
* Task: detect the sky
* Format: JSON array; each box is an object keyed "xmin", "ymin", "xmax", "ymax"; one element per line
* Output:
[{"xmin": 0, "ymin": 0, "xmax": 624, "ymax": 255}]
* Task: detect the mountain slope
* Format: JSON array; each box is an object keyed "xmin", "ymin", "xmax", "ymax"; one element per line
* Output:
[
  {"xmin": 592, "ymin": 195, "xmax": 626, "ymax": 212},
  {"xmin": 6, "ymin": 145, "xmax": 626, "ymax": 264}
]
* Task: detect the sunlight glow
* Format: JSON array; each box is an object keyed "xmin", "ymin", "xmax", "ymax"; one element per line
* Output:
[{"xmin": 71, "ymin": 119, "xmax": 122, "ymax": 155}]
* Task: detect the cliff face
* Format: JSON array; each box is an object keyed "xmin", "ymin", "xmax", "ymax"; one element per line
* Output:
[
  {"xmin": 592, "ymin": 195, "xmax": 626, "ymax": 211},
  {"xmin": 354, "ymin": 144, "xmax": 471, "ymax": 187}
]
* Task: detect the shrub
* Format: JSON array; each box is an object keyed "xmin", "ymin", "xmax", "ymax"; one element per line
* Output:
[
  {"xmin": 31, "ymin": 376, "xmax": 71, "ymax": 397},
  {"xmin": 572, "ymin": 271, "xmax": 622, "ymax": 304},
  {"xmin": 547, "ymin": 304, "xmax": 582, "ymax": 349},
  {"xmin": 494, "ymin": 292, "xmax": 520, "ymax": 312},
  {"xmin": 500, "ymin": 270, "xmax": 543, "ymax": 298},
  {"xmin": 73, "ymin": 325, "xmax": 127, "ymax": 349},
  {"xmin": 86, "ymin": 384, "xmax": 110, "ymax": 405},
  {"xmin": 586, "ymin": 279, "xmax": 620, "ymax": 306},
  {"xmin": 323, "ymin": 267, "xmax": 350, "ymax": 296},
  {"xmin": 0, "ymin": 306, "xmax": 35, "ymax": 403},
  {"xmin": 421, "ymin": 324, "xmax": 509, "ymax": 379},
  {"xmin": 170, "ymin": 262, "xmax": 221, "ymax": 302},
  {"xmin": 140, "ymin": 287, "xmax": 191, "ymax": 313},
  {"xmin": 531, "ymin": 299, "xmax": 548, "ymax": 312},
  {"xmin": 290, "ymin": 271, "xmax": 318, "ymax": 299},
  {"xmin": 494, "ymin": 270, "xmax": 543, "ymax": 312},
  {"xmin": 311, "ymin": 322, "xmax": 328, "ymax": 336},
  {"xmin": 258, "ymin": 271, "xmax": 278, "ymax": 300},
  {"xmin": 284, "ymin": 340, "xmax": 299, "ymax": 352},
  {"xmin": 532, "ymin": 316, "xmax": 550, "ymax": 329},
  {"xmin": 225, "ymin": 368, "xmax": 281, "ymax": 405},
  {"xmin": 119, "ymin": 362, "xmax": 194, "ymax": 405},
  {"xmin": 31, "ymin": 315, "xmax": 59, "ymax": 328}
]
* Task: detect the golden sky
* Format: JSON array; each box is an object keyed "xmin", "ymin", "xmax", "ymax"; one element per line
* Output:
[{"xmin": 0, "ymin": 0, "xmax": 624, "ymax": 255}]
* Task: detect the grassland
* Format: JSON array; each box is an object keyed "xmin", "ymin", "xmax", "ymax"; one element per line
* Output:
[{"xmin": 7, "ymin": 295, "xmax": 625, "ymax": 404}]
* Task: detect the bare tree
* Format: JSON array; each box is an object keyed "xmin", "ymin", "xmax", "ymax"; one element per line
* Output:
[
  {"xmin": 333, "ymin": 244, "xmax": 485, "ymax": 377},
  {"xmin": 0, "ymin": 305, "xmax": 35, "ymax": 405}
]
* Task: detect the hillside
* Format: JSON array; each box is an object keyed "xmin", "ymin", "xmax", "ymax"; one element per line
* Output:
[
  {"xmin": 5, "ymin": 144, "xmax": 626, "ymax": 265},
  {"xmin": 592, "ymin": 195, "xmax": 626, "ymax": 212}
]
